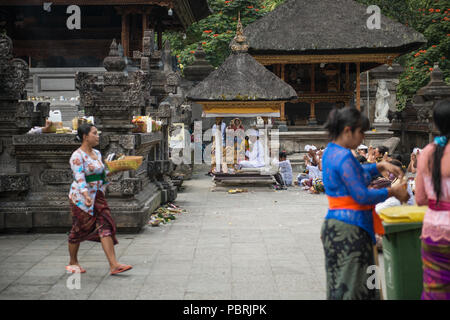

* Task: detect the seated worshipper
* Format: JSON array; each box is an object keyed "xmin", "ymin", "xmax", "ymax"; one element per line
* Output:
[
  {"xmin": 304, "ymin": 145, "xmax": 319, "ymax": 166},
  {"xmin": 300, "ymin": 145, "xmax": 322, "ymax": 188},
  {"xmin": 366, "ymin": 145, "xmax": 376, "ymax": 163},
  {"xmin": 272, "ymin": 151, "xmax": 293, "ymax": 187},
  {"xmin": 309, "ymin": 150, "xmax": 325, "ymax": 194},
  {"xmin": 231, "ymin": 118, "xmax": 244, "ymax": 131},
  {"xmin": 237, "ymin": 129, "xmax": 265, "ymax": 169},
  {"xmin": 357, "ymin": 144, "xmax": 369, "ymax": 158},
  {"xmin": 407, "ymin": 148, "xmax": 420, "ymax": 174},
  {"xmin": 375, "ymin": 145, "xmax": 390, "ymax": 163}
]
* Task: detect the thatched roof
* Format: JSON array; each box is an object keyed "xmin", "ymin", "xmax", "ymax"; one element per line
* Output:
[
  {"xmin": 186, "ymin": 52, "xmax": 297, "ymax": 101},
  {"xmin": 244, "ymin": 0, "xmax": 426, "ymax": 55}
]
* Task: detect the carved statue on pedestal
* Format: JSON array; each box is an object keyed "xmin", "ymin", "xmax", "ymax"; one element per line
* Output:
[{"xmin": 374, "ymin": 80, "xmax": 390, "ymax": 123}]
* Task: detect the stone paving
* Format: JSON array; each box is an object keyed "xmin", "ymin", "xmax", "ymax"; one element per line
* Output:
[{"xmin": 0, "ymin": 167, "xmax": 386, "ymax": 300}]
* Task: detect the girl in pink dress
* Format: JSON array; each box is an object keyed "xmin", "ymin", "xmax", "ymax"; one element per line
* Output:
[{"xmin": 415, "ymin": 99, "xmax": 450, "ymax": 300}]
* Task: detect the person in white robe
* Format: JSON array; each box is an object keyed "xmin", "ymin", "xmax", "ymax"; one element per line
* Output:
[{"xmin": 237, "ymin": 129, "xmax": 265, "ymax": 169}]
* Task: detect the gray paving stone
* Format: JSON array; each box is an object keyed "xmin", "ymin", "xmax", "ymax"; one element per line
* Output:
[
  {"xmin": 0, "ymin": 284, "xmax": 52, "ymax": 300},
  {"xmin": 274, "ymin": 274, "xmax": 322, "ymax": 292},
  {"xmin": 3, "ymin": 254, "xmax": 48, "ymax": 264},
  {"xmin": 184, "ymin": 290, "xmax": 232, "ymax": 300},
  {"xmin": 186, "ymin": 273, "xmax": 231, "ymax": 293},
  {"xmin": 150, "ymin": 260, "xmax": 193, "ymax": 276},
  {"xmin": 0, "ymin": 168, "xmax": 336, "ymax": 300},
  {"xmin": 88, "ymin": 275, "xmax": 146, "ymax": 300},
  {"xmin": 232, "ymin": 280, "xmax": 280, "ymax": 300}
]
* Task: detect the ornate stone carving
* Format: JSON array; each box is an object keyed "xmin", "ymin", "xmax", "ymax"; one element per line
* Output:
[
  {"xmin": 230, "ymin": 13, "xmax": 249, "ymax": 53},
  {"xmin": 103, "ymin": 39, "xmax": 126, "ymax": 72},
  {"xmin": 119, "ymin": 135, "xmax": 136, "ymax": 150},
  {"xmin": 13, "ymin": 134, "xmax": 79, "ymax": 146},
  {"xmin": 121, "ymin": 178, "xmax": 142, "ymax": 195},
  {"xmin": 0, "ymin": 33, "xmax": 13, "ymax": 61},
  {"xmin": 183, "ymin": 44, "xmax": 214, "ymax": 82},
  {"xmin": 142, "ymin": 30, "xmax": 154, "ymax": 57},
  {"xmin": 0, "ymin": 34, "xmax": 29, "ymax": 101},
  {"xmin": 40, "ymin": 169, "xmax": 73, "ymax": 185},
  {"xmin": 15, "ymin": 101, "xmax": 35, "ymax": 131},
  {"xmin": 139, "ymin": 132, "xmax": 163, "ymax": 145},
  {"xmin": 0, "ymin": 174, "xmax": 30, "ymax": 192}
]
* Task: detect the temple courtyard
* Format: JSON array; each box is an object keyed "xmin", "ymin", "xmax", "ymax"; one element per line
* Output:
[{"xmin": 0, "ymin": 166, "xmax": 387, "ymax": 300}]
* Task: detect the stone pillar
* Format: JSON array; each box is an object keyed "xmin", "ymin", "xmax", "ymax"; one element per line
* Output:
[{"xmin": 76, "ymin": 39, "xmax": 164, "ymax": 232}]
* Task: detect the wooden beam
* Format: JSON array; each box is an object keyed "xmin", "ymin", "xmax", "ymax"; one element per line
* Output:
[
  {"xmin": 280, "ymin": 64, "xmax": 286, "ymax": 121},
  {"xmin": 310, "ymin": 103, "xmax": 316, "ymax": 120},
  {"xmin": 291, "ymin": 92, "xmax": 353, "ymax": 104},
  {"xmin": 142, "ymin": 13, "xmax": 148, "ymax": 36},
  {"xmin": 308, "ymin": 64, "xmax": 317, "ymax": 124},
  {"xmin": 345, "ymin": 63, "xmax": 350, "ymax": 91},
  {"xmin": 338, "ymin": 63, "xmax": 341, "ymax": 92},
  {"xmin": 253, "ymin": 53, "xmax": 401, "ymax": 66},
  {"xmin": 157, "ymin": 29, "xmax": 163, "ymax": 50},
  {"xmin": 356, "ymin": 62, "xmax": 361, "ymax": 111},
  {"xmin": 121, "ymin": 13, "xmax": 130, "ymax": 57}
]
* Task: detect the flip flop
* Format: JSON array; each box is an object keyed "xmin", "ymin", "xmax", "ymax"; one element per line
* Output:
[
  {"xmin": 66, "ymin": 265, "xmax": 86, "ymax": 273},
  {"xmin": 110, "ymin": 264, "xmax": 132, "ymax": 275}
]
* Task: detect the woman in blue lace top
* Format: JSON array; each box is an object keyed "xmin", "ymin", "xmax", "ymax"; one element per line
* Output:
[{"xmin": 321, "ymin": 107, "xmax": 408, "ymax": 300}]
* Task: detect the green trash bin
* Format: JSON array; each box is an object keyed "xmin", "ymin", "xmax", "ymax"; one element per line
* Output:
[{"xmin": 382, "ymin": 222, "xmax": 423, "ymax": 300}]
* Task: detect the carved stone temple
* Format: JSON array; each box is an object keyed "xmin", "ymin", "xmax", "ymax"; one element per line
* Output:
[
  {"xmin": 0, "ymin": 33, "xmax": 177, "ymax": 233},
  {"xmin": 390, "ymin": 63, "xmax": 450, "ymax": 158}
]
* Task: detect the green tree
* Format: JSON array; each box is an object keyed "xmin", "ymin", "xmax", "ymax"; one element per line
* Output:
[
  {"xmin": 164, "ymin": 0, "xmax": 278, "ymax": 70},
  {"xmin": 355, "ymin": 0, "xmax": 449, "ymax": 109}
]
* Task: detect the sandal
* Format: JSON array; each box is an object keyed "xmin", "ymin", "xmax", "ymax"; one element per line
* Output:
[
  {"xmin": 110, "ymin": 264, "xmax": 132, "ymax": 275},
  {"xmin": 66, "ymin": 265, "xmax": 86, "ymax": 273}
]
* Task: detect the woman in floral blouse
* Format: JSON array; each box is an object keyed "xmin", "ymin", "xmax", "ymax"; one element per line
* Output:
[{"xmin": 67, "ymin": 123, "xmax": 132, "ymax": 275}]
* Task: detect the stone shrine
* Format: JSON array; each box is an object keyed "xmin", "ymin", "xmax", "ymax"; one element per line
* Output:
[
  {"xmin": 0, "ymin": 33, "xmax": 177, "ymax": 233},
  {"xmin": 391, "ymin": 63, "xmax": 450, "ymax": 158}
]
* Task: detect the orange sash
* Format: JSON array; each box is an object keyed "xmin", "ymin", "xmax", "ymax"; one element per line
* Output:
[{"xmin": 327, "ymin": 196, "xmax": 385, "ymax": 236}]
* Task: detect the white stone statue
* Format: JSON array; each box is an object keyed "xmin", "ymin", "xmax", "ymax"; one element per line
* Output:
[{"xmin": 374, "ymin": 80, "xmax": 390, "ymax": 123}]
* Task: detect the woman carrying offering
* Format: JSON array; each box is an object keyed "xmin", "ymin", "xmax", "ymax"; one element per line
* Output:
[
  {"xmin": 321, "ymin": 107, "xmax": 409, "ymax": 300},
  {"xmin": 415, "ymin": 100, "xmax": 450, "ymax": 300},
  {"xmin": 67, "ymin": 123, "xmax": 132, "ymax": 275}
]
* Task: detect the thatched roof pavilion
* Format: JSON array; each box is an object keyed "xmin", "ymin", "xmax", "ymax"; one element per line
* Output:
[
  {"xmin": 186, "ymin": 16, "xmax": 297, "ymax": 118},
  {"xmin": 242, "ymin": 0, "xmax": 427, "ymax": 124},
  {"xmin": 245, "ymin": 0, "xmax": 425, "ymax": 57}
]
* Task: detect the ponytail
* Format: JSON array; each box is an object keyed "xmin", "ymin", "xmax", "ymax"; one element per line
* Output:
[{"xmin": 430, "ymin": 100, "xmax": 450, "ymax": 203}]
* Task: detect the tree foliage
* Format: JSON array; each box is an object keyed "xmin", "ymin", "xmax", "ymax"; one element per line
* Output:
[
  {"xmin": 166, "ymin": 0, "xmax": 449, "ymax": 109},
  {"xmin": 355, "ymin": 0, "xmax": 449, "ymax": 109},
  {"xmin": 164, "ymin": 0, "xmax": 282, "ymax": 70}
]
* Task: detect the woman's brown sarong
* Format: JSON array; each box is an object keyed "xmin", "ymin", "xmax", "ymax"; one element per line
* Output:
[{"xmin": 68, "ymin": 190, "xmax": 118, "ymax": 245}]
